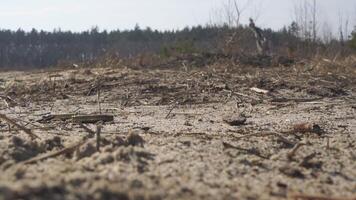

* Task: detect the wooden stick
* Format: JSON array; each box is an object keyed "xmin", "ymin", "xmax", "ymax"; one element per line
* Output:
[
  {"xmin": 229, "ymin": 131, "xmax": 295, "ymax": 146},
  {"xmin": 78, "ymin": 123, "xmax": 95, "ymax": 137},
  {"xmin": 165, "ymin": 104, "xmax": 178, "ymax": 119},
  {"xmin": 230, "ymin": 132, "xmax": 275, "ymax": 140},
  {"xmin": 38, "ymin": 114, "xmax": 114, "ymax": 124},
  {"xmin": 0, "ymin": 114, "xmax": 40, "ymax": 139},
  {"xmin": 22, "ymin": 140, "xmax": 86, "ymax": 164},
  {"xmin": 275, "ymin": 133, "xmax": 296, "ymax": 146},
  {"xmin": 96, "ymin": 124, "xmax": 102, "ymax": 151},
  {"xmin": 287, "ymin": 142, "xmax": 307, "ymax": 160},
  {"xmin": 250, "ymin": 87, "xmax": 269, "ymax": 94},
  {"xmin": 222, "ymin": 142, "xmax": 270, "ymax": 159},
  {"xmin": 97, "ymin": 88, "xmax": 101, "ymax": 114},
  {"xmin": 289, "ymin": 193, "xmax": 356, "ymax": 200}
]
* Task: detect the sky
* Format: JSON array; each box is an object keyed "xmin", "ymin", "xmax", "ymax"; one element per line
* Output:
[{"xmin": 0, "ymin": 0, "xmax": 355, "ymax": 35}]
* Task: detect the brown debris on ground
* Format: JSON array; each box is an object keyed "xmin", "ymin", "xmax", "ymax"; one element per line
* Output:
[{"xmin": 0, "ymin": 60, "xmax": 355, "ymax": 200}]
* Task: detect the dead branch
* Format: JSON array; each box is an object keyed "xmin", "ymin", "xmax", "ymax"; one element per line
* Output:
[
  {"xmin": 0, "ymin": 113, "xmax": 40, "ymax": 139},
  {"xmin": 78, "ymin": 123, "xmax": 95, "ymax": 137},
  {"xmin": 22, "ymin": 140, "xmax": 86, "ymax": 164},
  {"xmin": 250, "ymin": 87, "xmax": 269, "ymax": 94},
  {"xmin": 230, "ymin": 132, "xmax": 275, "ymax": 140},
  {"xmin": 288, "ymin": 193, "xmax": 356, "ymax": 200},
  {"xmin": 299, "ymin": 152, "xmax": 319, "ymax": 168},
  {"xmin": 275, "ymin": 133, "xmax": 296, "ymax": 146},
  {"xmin": 38, "ymin": 114, "xmax": 114, "ymax": 124},
  {"xmin": 96, "ymin": 124, "xmax": 102, "ymax": 151},
  {"xmin": 287, "ymin": 142, "xmax": 307, "ymax": 160},
  {"xmin": 222, "ymin": 141, "xmax": 270, "ymax": 159},
  {"xmin": 228, "ymin": 131, "xmax": 295, "ymax": 146},
  {"xmin": 165, "ymin": 104, "xmax": 178, "ymax": 119}
]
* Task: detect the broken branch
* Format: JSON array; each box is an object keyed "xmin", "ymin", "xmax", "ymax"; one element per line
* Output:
[
  {"xmin": 0, "ymin": 113, "xmax": 40, "ymax": 139},
  {"xmin": 22, "ymin": 140, "xmax": 86, "ymax": 164},
  {"xmin": 38, "ymin": 114, "xmax": 114, "ymax": 124}
]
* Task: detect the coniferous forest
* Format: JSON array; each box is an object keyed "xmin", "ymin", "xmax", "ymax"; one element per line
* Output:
[{"xmin": 0, "ymin": 23, "xmax": 355, "ymax": 69}]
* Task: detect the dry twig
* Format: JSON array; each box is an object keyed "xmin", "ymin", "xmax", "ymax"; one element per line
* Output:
[
  {"xmin": 222, "ymin": 141, "xmax": 270, "ymax": 159},
  {"xmin": 287, "ymin": 142, "xmax": 307, "ymax": 160},
  {"xmin": 165, "ymin": 103, "xmax": 178, "ymax": 119},
  {"xmin": 289, "ymin": 193, "xmax": 356, "ymax": 200},
  {"xmin": 38, "ymin": 114, "xmax": 114, "ymax": 124},
  {"xmin": 78, "ymin": 123, "xmax": 95, "ymax": 137},
  {"xmin": 0, "ymin": 113, "xmax": 40, "ymax": 139},
  {"xmin": 22, "ymin": 140, "xmax": 86, "ymax": 164},
  {"xmin": 96, "ymin": 124, "xmax": 102, "ymax": 151},
  {"xmin": 228, "ymin": 131, "xmax": 295, "ymax": 146}
]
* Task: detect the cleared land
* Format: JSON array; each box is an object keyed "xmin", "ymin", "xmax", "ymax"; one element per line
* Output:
[{"xmin": 0, "ymin": 61, "xmax": 355, "ymax": 200}]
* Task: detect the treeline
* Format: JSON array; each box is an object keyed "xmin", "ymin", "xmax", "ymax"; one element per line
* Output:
[
  {"xmin": 0, "ymin": 25, "xmax": 223, "ymax": 69},
  {"xmin": 0, "ymin": 23, "xmax": 355, "ymax": 69}
]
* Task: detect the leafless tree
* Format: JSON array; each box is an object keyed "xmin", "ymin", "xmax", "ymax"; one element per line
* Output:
[
  {"xmin": 293, "ymin": 0, "xmax": 318, "ymax": 41},
  {"xmin": 338, "ymin": 12, "xmax": 350, "ymax": 45}
]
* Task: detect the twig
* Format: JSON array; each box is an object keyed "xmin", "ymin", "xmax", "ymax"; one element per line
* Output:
[
  {"xmin": 0, "ymin": 114, "xmax": 40, "ymax": 139},
  {"xmin": 222, "ymin": 142, "xmax": 270, "ymax": 159},
  {"xmin": 97, "ymin": 88, "xmax": 101, "ymax": 114},
  {"xmin": 38, "ymin": 114, "xmax": 114, "ymax": 124},
  {"xmin": 250, "ymin": 87, "xmax": 269, "ymax": 94},
  {"xmin": 230, "ymin": 132, "xmax": 275, "ymax": 140},
  {"xmin": 22, "ymin": 140, "xmax": 86, "ymax": 164},
  {"xmin": 287, "ymin": 142, "xmax": 307, "ymax": 160},
  {"xmin": 288, "ymin": 193, "xmax": 356, "ymax": 200},
  {"xmin": 228, "ymin": 131, "xmax": 295, "ymax": 146},
  {"xmin": 299, "ymin": 152, "xmax": 317, "ymax": 167},
  {"xmin": 96, "ymin": 124, "xmax": 102, "ymax": 151},
  {"xmin": 275, "ymin": 133, "xmax": 296, "ymax": 146},
  {"xmin": 165, "ymin": 103, "xmax": 178, "ymax": 119},
  {"xmin": 78, "ymin": 123, "xmax": 95, "ymax": 137}
]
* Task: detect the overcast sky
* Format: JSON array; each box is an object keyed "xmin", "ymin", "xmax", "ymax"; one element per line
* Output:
[{"xmin": 0, "ymin": 0, "xmax": 355, "ymax": 34}]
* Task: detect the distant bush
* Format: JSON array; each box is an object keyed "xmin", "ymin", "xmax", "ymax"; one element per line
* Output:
[{"xmin": 160, "ymin": 40, "xmax": 198, "ymax": 58}]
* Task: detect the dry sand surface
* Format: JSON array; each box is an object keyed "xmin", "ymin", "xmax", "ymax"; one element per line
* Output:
[{"xmin": 0, "ymin": 63, "xmax": 355, "ymax": 200}]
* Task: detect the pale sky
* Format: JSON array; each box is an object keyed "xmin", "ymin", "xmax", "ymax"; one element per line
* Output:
[{"xmin": 0, "ymin": 0, "xmax": 355, "ymax": 35}]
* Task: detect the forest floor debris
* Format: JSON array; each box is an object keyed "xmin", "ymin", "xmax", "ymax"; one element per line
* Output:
[{"xmin": 0, "ymin": 62, "xmax": 355, "ymax": 199}]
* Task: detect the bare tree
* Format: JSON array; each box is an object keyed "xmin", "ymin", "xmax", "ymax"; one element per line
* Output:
[
  {"xmin": 293, "ymin": 0, "xmax": 318, "ymax": 41},
  {"xmin": 338, "ymin": 12, "xmax": 350, "ymax": 45},
  {"xmin": 312, "ymin": 0, "xmax": 317, "ymax": 42}
]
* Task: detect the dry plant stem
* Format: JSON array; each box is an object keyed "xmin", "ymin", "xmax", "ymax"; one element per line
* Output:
[
  {"xmin": 165, "ymin": 104, "xmax": 178, "ymax": 119},
  {"xmin": 228, "ymin": 131, "xmax": 295, "ymax": 145},
  {"xmin": 289, "ymin": 193, "xmax": 356, "ymax": 200},
  {"xmin": 96, "ymin": 125, "xmax": 102, "ymax": 151},
  {"xmin": 287, "ymin": 142, "xmax": 307, "ymax": 160},
  {"xmin": 231, "ymin": 132, "xmax": 275, "ymax": 140},
  {"xmin": 22, "ymin": 140, "xmax": 86, "ymax": 164},
  {"xmin": 0, "ymin": 113, "xmax": 40, "ymax": 139},
  {"xmin": 300, "ymin": 152, "xmax": 317, "ymax": 166},
  {"xmin": 97, "ymin": 88, "xmax": 101, "ymax": 114},
  {"xmin": 275, "ymin": 133, "xmax": 296, "ymax": 146},
  {"xmin": 250, "ymin": 87, "xmax": 269, "ymax": 94},
  {"xmin": 78, "ymin": 123, "xmax": 95, "ymax": 137},
  {"xmin": 222, "ymin": 142, "xmax": 270, "ymax": 159}
]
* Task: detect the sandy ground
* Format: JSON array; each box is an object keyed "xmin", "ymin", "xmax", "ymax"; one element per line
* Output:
[{"xmin": 0, "ymin": 63, "xmax": 355, "ymax": 200}]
